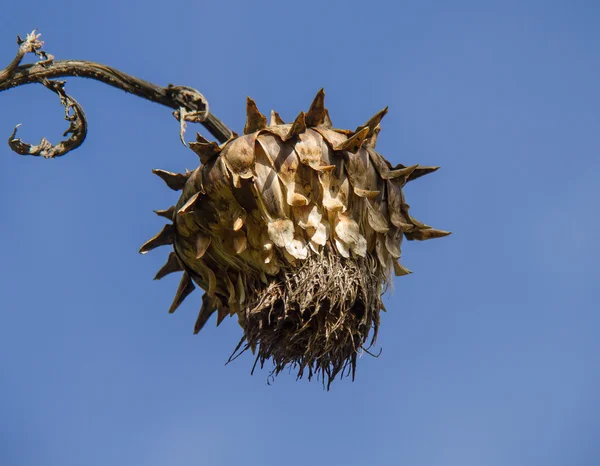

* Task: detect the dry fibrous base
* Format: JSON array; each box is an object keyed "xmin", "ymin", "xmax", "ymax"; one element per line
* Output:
[{"xmin": 231, "ymin": 248, "xmax": 386, "ymax": 388}]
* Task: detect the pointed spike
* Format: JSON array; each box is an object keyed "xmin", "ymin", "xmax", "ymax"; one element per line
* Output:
[
  {"xmin": 270, "ymin": 110, "xmax": 285, "ymax": 126},
  {"xmin": 188, "ymin": 140, "xmax": 221, "ymax": 165},
  {"xmin": 154, "ymin": 252, "xmax": 184, "ymax": 280},
  {"xmin": 323, "ymin": 108, "xmax": 333, "ymax": 128},
  {"xmin": 168, "ymin": 271, "xmax": 195, "ymax": 314},
  {"xmin": 139, "ymin": 224, "xmax": 174, "ymax": 254},
  {"xmin": 355, "ymin": 107, "xmax": 388, "ymax": 137},
  {"xmin": 284, "ymin": 111, "xmax": 307, "ymax": 140},
  {"xmin": 195, "ymin": 132, "xmax": 214, "ymax": 144},
  {"xmin": 152, "ymin": 169, "xmax": 189, "ymax": 191},
  {"xmin": 216, "ymin": 304, "xmax": 229, "ymax": 326},
  {"xmin": 193, "ymin": 293, "xmax": 218, "ymax": 334},
  {"xmin": 405, "ymin": 228, "xmax": 452, "ymax": 241},
  {"xmin": 407, "ymin": 166, "xmax": 440, "ymax": 182},
  {"xmin": 393, "ymin": 260, "xmax": 412, "ymax": 276},
  {"xmin": 244, "ymin": 97, "xmax": 268, "ymax": 135},
  {"xmin": 195, "ymin": 234, "xmax": 211, "ymax": 259},
  {"xmin": 153, "ymin": 206, "xmax": 176, "ymax": 221},
  {"xmin": 305, "ymin": 88, "xmax": 326, "ymax": 127},
  {"xmin": 334, "ymin": 127, "xmax": 369, "ymax": 154},
  {"xmin": 384, "ymin": 164, "xmax": 419, "ymax": 180}
]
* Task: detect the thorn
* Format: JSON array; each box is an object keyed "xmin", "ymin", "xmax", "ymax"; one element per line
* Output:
[
  {"xmin": 194, "ymin": 294, "xmax": 218, "ymax": 334},
  {"xmin": 305, "ymin": 88, "xmax": 326, "ymax": 127},
  {"xmin": 154, "ymin": 252, "xmax": 184, "ymax": 280},
  {"xmin": 195, "ymin": 133, "xmax": 211, "ymax": 144},
  {"xmin": 284, "ymin": 111, "xmax": 307, "ymax": 140},
  {"xmin": 244, "ymin": 97, "xmax": 268, "ymax": 134},
  {"xmin": 334, "ymin": 127, "xmax": 369, "ymax": 153},
  {"xmin": 169, "ymin": 271, "xmax": 195, "ymax": 313},
  {"xmin": 216, "ymin": 304, "xmax": 229, "ymax": 326},
  {"xmin": 355, "ymin": 107, "xmax": 388, "ymax": 137},
  {"xmin": 407, "ymin": 166, "xmax": 440, "ymax": 182},
  {"xmin": 384, "ymin": 164, "xmax": 419, "ymax": 180},
  {"xmin": 139, "ymin": 224, "xmax": 174, "ymax": 254},
  {"xmin": 153, "ymin": 206, "xmax": 176, "ymax": 221},
  {"xmin": 152, "ymin": 169, "xmax": 189, "ymax": 191},
  {"xmin": 405, "ymin": 228, "xmax": 452, "ymax": 241},
  {"xmin": 188, "ymin": 140, "xmax": 221, "ymax": 165},
  {"xmin": 393, "ymin": 260, "xmax": 412, "ymax": 276},
  {"xmin": 270, "ymin": 110, "xmax": 285, "ymax": 126}
]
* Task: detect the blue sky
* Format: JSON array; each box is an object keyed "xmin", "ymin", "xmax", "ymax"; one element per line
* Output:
[{"xmin": 1, "ymin": 1, "xmax": 599, "ymax": 465}]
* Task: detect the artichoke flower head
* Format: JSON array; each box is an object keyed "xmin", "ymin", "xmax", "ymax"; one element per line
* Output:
[{"xmin": 141, "ymin": 89, "xmax": 450, "ymax": 388}]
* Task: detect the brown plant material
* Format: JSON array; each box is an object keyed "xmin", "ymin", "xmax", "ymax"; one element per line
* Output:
[
  {"xmin": 0, "ymin": 30, "xmax": 232, "ymax": 157},
  {"xmin": 2, "ymin": 31, "xmax": 450, "ymax": 388},
  {"xmin": 145, "ymin": 90, "xmax": 450, "ymax": 388}
]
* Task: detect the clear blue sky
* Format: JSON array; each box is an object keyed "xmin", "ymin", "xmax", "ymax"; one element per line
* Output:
[{"xmin": 1, "ymin": 1, "xmax": 599, "ymax": 465}]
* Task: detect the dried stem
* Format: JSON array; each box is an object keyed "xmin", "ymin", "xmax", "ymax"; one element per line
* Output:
[{"xmin": 0, "ymin": 30, "xmax": 233, "ymax": 158}]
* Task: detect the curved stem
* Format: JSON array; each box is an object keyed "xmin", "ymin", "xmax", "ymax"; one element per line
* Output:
[{"xmin": 0, "ymin": 31, "xmax": 234, "ymax": 158}]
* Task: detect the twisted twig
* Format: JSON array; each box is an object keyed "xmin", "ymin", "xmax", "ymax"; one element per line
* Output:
[{"xmin": 0, "ymin": 30, "xmax": 233, "ymax": 158}]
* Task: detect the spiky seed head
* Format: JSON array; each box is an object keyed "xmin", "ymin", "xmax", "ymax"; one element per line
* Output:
[{"xmin": 142, "ymin": 89, "xmax": 449, "ymax": 388}]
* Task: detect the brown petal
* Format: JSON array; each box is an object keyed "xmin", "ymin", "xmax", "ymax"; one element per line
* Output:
[
  {"xmin": 295, "ymin": 129, "xmax": 326, "ymax": 170},
  {"xmin": 267, "ymin": 219, "xmax": 295, "ymax": 248},
  {"xmin": 313, "ymin": 127, "xmax": 347, "ymax": 148},
  {"xmin": 364, "ymin": 198, "xmax": 389, "ymax": 233},
  {"xmin": 221, "ymin": 133, "xmax": 258, "ymax": 188},
  {"xmin": 253, "ymin": 137, "xmax": 288, "ymax": 219},
  {"xmin": 386, "ymin": 180, "xmax": 412, "ymax": 230},
  {"xmin": 385, "ymin": 226, "xmax": 403, "ymax": 259}
]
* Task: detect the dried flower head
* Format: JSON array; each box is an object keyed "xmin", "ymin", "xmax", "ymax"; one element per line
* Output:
[{"xmin": 141, "ymin": 89, "xmax": 450, "ymax": 388}]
